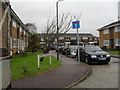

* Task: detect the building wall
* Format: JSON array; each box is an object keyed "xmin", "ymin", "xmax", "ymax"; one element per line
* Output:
[{"xmin": 98, "ymin": 24, "xmax": 120, "ymax": 49}]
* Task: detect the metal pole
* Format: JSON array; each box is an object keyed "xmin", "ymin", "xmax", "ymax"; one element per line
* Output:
[
  {"xmin": 50, "ymin": 54, "xmax": 52, "ymax": 65},
  {"xmin": 77, "ymin": 28, "xmax": 80, "ymax": 65},
  {"xmin": 38, "ymin": 55, "xmax": 40, "ymax": 70},
  {"xmin": 56, "ymin": 1, "xmax": 59, "ymax": 60}
]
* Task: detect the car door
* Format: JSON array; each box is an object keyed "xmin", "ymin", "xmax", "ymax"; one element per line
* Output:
[{"xmin": 80, "ymin": 48, "xmax": 85, "ymax": 61}]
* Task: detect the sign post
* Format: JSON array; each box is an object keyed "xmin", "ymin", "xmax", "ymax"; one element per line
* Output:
[{"xmin": 72, "ymin": 21, "xmax": 80, "ymax": 65}]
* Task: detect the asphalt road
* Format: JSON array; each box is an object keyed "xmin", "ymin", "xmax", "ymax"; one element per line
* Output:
[{"xmin": 72, "ymin": 57, "xmax": 119, "ymax": 88}]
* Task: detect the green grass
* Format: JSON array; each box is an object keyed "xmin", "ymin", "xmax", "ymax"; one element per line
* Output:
[
  {"xmin": 11, "ymin": 52, "xmax": 61, "ymax": 80},
  {"xmin": 105, "ymin": 50, "xmax": 120, "ymax": 54}
]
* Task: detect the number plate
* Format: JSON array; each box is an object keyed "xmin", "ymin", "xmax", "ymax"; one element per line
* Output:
[{"xmin": 99, "ymin": 58, "xmax": 106, "ymax": 60}]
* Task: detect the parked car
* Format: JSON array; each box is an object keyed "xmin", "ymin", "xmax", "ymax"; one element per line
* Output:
[
  {"xmin": 66, "ymin": 45, "xmax": 78, "ymax": 58},
  {"xmin": 60, "ymin": 46, "xmax": 69, "ymax": 55},
  {"xmin": 77, "ymin": 45, "xmax": 111, "ymax": 64}
]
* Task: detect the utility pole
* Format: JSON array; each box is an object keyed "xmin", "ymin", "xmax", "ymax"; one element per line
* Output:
[{"xmin": 56, "ymin": 0, "xmax": 63, "ymax": 60}]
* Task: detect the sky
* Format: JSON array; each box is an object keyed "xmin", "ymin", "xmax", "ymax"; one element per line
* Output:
[{"xmin": 10, "ymin": 0, "xmax": 119, "ymax": 36}]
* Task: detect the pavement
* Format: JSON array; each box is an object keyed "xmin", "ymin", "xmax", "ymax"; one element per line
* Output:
[
  {"xmin": 110, "ymin": 54, "xmax": 120, "ymax": 58},
  {"xmin": 11, "ymin": 51, "xmax": 92, "ymax": 88}
]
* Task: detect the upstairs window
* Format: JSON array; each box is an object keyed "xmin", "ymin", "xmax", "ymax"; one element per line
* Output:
[
  {"xmin": 83, "ymin": 37, "xmax": 88, "ymax": 39},
  {"xmin": 104, "ymin": 29, "xmax": 109, "ymax": 34},
  {"xmin": 13, "ymin": 20, "xmax": 16, "ymax": 28},
  {"xmin": 115, "ymin": 26, "xmax": 120, "ymax": 32},
  {"xmin": 20, "ymin": 26, "xmax": 22, "ymax": 32}
]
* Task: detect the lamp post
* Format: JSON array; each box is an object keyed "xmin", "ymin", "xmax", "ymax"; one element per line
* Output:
[{"xmin": 56, "ymin": 0, "xmax": 63, "ymax": 60}]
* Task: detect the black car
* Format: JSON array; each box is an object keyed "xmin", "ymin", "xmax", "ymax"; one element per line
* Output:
[{"xmin": 77, "ymin": 45, "xmax": 111, "ymax": 64}]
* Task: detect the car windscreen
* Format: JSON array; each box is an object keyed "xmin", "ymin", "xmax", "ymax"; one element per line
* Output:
[
  {"xmin": 70, "ymin": 46, "xmax": 78, "ymax": 51},
  {"xmin": 85, "ymin": 46, "xmax": 102, "ymax": 52}
]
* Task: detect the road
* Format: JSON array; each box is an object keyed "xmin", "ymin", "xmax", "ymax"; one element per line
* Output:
[{"xmin": 72, "ymin": 57, "xmax": 119, "ymax": 88}]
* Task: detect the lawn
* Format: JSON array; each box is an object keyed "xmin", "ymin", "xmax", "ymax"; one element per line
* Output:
[
  {"xmin": 11, "ymin": 52, "xmax": 61, "ymax": 80},
  {"xmin": 105, "ymin": 50, "xmax": 120, "ymax": 55}
]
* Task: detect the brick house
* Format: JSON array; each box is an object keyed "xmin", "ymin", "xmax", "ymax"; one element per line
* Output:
[
  {"xmin": 0, "ymin": 1, "xmax": 30, "ymax": 56},
  {"xmin": 97, "ymin": 21, "xmax": 120, "ymax": 50},
  {"xmin": 10, "ymin": 9, "xmax": 29, "ymax": 55},
  {"xmin": 38, "ymin": 33, "xmax": 99, "ymax": 47}
]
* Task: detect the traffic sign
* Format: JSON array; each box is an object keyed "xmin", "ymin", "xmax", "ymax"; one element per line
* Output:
[{"xmin": 72, "ymin": 21, "xmax": 80, "ymax": 29}]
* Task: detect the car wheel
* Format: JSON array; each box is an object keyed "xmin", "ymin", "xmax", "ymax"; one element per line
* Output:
[{"xmin": 105, "ymin": 62, "xmax": 109, "ymax": 64}]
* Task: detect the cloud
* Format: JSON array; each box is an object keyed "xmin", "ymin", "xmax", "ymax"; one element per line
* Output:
[{"xmin": 10, "ymin": 1, "xmax": 118, "ymax": 36}]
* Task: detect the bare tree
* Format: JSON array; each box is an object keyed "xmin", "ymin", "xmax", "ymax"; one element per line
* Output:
[
  {"xmin": 42, "ymin": 13, "xmax": 78, "ymax": 48},
  {"xmin": 25, "ymin": 23, "xmax": 37, "ymax": 34}
]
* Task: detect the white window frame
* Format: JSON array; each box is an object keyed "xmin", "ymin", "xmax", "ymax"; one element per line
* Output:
[
  {"xmin": 115, "ymin": 26, "xmax": 120, "ymax": 32},
  {"xmin": 71, "ymin": 37, "xmax": 76, "ymax": 40},
  {"xmin": 59, "ymin": 37, "xmax": 64, "ymax": 40},
  {"xmin": 104, "ymin": 29, "xmax": 109, "ymax": 34},
  {"xmin": 83, "ymin": 37, "xmax": 88, "ymax": 39},
  {"xmin": 13, "ymin": 20, "xmax": 16, "ymax": 28},
  {"xmin": 104, "ymin": 40, "xmax": 109, "ymax": 46},
  {"xmin": 89, "ymin": 37, "xmax": 93, "ymax": 41},
  {"xmin": 24, "ymin": 30, "xmax": 26, "ymax": 35},
  {"xmin": 20, "ymin": 26, "xmax": 22, "ymax": 32},
  {"xmin": 13, "ymin": 38, "xmax": 17, "ymax": 48},
  {"xmin": 115, "ymin": 38, "xmax": 120, "ymax": 46}
]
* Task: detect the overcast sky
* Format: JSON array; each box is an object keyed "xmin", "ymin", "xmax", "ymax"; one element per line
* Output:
[{"xmin": 10, "ymin": 0, "xmax": 119, "ymax": 36}]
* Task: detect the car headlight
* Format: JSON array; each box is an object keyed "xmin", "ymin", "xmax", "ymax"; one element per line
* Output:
[
  {"xmin": 106, "ymin": 54, "xmax": 110, "ymax": 57},
  {"xmin": 91, "ymin": 55, "xmax": 97, "ymax": 58}
]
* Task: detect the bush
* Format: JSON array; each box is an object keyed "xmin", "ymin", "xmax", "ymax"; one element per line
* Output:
[
  {"xmin": 101, "ymin": 46, "xmax": 106, "ymax": 50},
  {"xmin": 115, "ymin": 46, "xmax": 120, "ymax": 51},
  {"xmin": 20, "ymin": 51, "xmax": 27, "ymax": 56},
  {"xmin": 22, "ymin": 65, "xmax": 29, "ymax": 72},
  {"xmin": 43, "ymin": 47, "xmax": 49, "ymax": 53}
]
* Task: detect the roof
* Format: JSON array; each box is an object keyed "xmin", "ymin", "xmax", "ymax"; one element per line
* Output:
[
  {"xmin": 97, "ymin": 20, "xmax": 120, "ymax": 31},
  {"xmin": 38, "ymin": 32, "xmax": 96, "ymax": 38},
  {"xmin": 10, "ymin": 6, "xmax": 31, "ymax": 33}
]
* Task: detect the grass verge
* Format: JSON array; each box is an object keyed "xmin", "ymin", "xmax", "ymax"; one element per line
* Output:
[
  {"xmin": 11, "ymin": 52, "xmax": 61, "ymax": 80},
  {"xmin": 105, "ymin": 50, "xmax": 120, "ymax": 55}
]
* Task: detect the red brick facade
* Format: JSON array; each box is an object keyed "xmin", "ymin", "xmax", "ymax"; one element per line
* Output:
[
  {"xmin": 1, "ymin": 2, "xmax": 30, "ymax": 56},
  {"xmin": 98, "ymin": 21, "xmax": 120, "ymax": 50}
]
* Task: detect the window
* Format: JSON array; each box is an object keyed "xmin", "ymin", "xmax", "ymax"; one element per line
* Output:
[
  {"xmin": 104, "ymin": 40, "xmax": 109, "ymax": 46},
  {"xmin": 41, "ymin": 38, "xmax": 44, "ymax": 41},
  {"xmin": 115, "ymin": 26, "xmax": 120, "ymax": 32},
  {"xmin": 83, "ymin": 37, "xmax": 88, "ymax": 39},
  {"xmin": 24, "ymin": 30, "xmax": 26, "ymax": 35},
  {"xmin": 89, "ymin": 37, "xmax": 93, "ymax": 41},
  {"xmin": 13, "ymin": 38, "xmax": 17, "ymax": 48},
  {"xmin": 104, "ymin": 29, "xmax": 109, "ymax": 34},
  {"xmin": 20, "ymin": 40, "xmax": 22, "ymax": 48},
  {"xmin": 13, "ymin": 20, "xmax": 16, "ymax": 28},
  {"xmin": 59, "ymin": 37, "xmax": 64, "ymax": 40},
  {"xmin": 115, "ymin": 38, "xmax": 120, "ymax": 46},
  {"xmin": 65, "ymin": 37, "xmax": 70, "ymax": 40},
  {"xmin": 71, "ymin": 37, "xmax": 76, "ymax": 40},
  {"xmin": 20, "ymin": 26, "xmax": 22, "ymax": 32}
]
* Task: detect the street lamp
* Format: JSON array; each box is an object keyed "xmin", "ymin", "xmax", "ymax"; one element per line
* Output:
[{"xmin": 56, "ymin": 0, "xmax": 63, "ymax": 60}]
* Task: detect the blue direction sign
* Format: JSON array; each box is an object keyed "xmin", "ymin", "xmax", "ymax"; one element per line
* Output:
[{"xmin": 72, "ymin": 21, "xmax": 80, "ymax": 29}]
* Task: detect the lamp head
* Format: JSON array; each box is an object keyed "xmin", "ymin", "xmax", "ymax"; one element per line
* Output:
[{"xmin": 57, "ymin": 0, "xmax": 64, "ymax": 2}]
